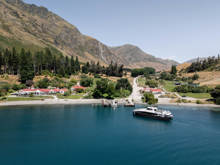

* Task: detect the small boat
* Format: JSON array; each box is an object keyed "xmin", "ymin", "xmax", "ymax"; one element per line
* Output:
[
  {"xmin": 102, "ymin": 99, "xmax": 118, "ymax": 108},
  {"xmin": 102, "ymin": 99, "xmax": 111, "ymax": 107},
  {"xmin": 133, "ymin": 107, "xmax": 173, "ymax": 121},
  {"xmin": 124, "ymin": 98, "xmax": 135, "ymax": 107},
  {"xmin": 111, "ymin": 100, "xmax": 118, "ymax": 108}
]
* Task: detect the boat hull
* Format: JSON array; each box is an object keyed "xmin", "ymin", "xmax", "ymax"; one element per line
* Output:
[
  {"xmin": 124, "ymin": 104, "xmax": 135, "ymax": 107},
  {"xmin": 133, "ymin": 111, "xmax": 173, "ymax": 121}
]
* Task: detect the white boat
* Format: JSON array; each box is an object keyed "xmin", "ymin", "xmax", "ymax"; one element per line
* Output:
[
  {"xmin": 111, "ymin": 100, "xmax": 118, "ymax": 108},
  {"xmin": 133, "ymin": 107, "xmax": 173, "ymax": 121}
]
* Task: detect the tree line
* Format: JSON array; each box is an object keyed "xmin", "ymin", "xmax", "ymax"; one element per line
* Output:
[
  {"xmin": 0, "ymin": 47, "xmax": 124, "ymax": 84},
  {"xmin": 186, "ymin": 56, "xmax": 220, "ymax": 73},
  {"xmin": 131, "ymin": 67, "xmax": 155, "ymax": 77},
  {"xmin": 82, "ymin": 61, "xmax": 124, "ymax": 77}
]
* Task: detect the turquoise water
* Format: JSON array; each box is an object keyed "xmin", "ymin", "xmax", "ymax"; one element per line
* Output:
[{"xmin": 0, "ymin": 105, "xmax": 220, "ymax": 165}]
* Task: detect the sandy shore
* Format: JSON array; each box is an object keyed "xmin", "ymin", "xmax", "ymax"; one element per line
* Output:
[
  {"xmin": 0, "ymin": 98, "xmax": 220, "ymax": 108},
  {"xmin": 0, "ymin": 99, "xmax": 102, "ymax": 107},
  {"xmin": 157, "ymin": 98, "xmax": 220, "ymax": 108}
]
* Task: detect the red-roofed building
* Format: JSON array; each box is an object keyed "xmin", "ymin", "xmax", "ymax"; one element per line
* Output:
[
  {"xmin": 18, "ymin": 88, "xmax": 68, "ymax": 96},
  {"xmin": 142, "ymin": 88, "xmax": 163, "ymax": 94},
  {"xmin": 71, "ymin": 85, "xmax": 86, "ymax": 92}
]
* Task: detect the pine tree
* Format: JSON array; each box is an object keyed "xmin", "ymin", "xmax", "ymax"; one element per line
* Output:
[
  {"xmin": 70, "ymin": 56, "xmax": 75, "ymax": 74},
  {"xmin": 75, "ymin": 56, "xmax": 80, "ymax": 72},
  {"xmin": 171, "ymin": 65, "xmax": 177, "ymax": 75},
  {"xmin": 19, "ymin": 49, "xmax": 34, "ymax": 84},
  {"xmin": 0, "ymin": 52, "xmax": 3, "ymax": 74},
  {"xmin": 12, "ymin": 47, "xmax": 19, "ymax": 75}
]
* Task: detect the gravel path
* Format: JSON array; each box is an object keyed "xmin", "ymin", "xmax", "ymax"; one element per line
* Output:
[{"xmin": 129, "ymin": 77, "xmax": 143, "ymax": 103}]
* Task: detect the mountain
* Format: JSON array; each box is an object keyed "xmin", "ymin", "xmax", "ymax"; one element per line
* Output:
[
  {"xmin": 110, "ymin": 44, "xmax": 178, "ymax": 71},
  {"xmin": 0, "ymin": 0, "xmax": 178, "ymax": 70},
  {"xmin": 0, "ymin": 0, "xmax": 121, "ymax": 65},
  {"xmin": 186, "ymin": 57, "xmax": 207, "ymax": 63}
]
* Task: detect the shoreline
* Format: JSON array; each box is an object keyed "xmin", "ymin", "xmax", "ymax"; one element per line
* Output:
[
  {"xmin": 0, "ymin": 99, "xmax": 102, "ymax": 107},
  {"xmin": 0, "ymin": 98, "xmax": 220, "ymax": 108}
]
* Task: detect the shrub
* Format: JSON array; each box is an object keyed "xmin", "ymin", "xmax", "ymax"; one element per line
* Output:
[
  {"xmin": 0, "ymin": 97, "xmax": 7, "ymax": 100},
  {"xmin": 0, "ymin": 83, "xmax": 11, "ymax": 92},
  {"xmin": 196, "ymin": 100, "xmax": 202, "ymax": 104},
  {"xmin": 182, "ymin": 99, "xmax": 188, "ymax": 103},
  {"xmin": 160, "ymin": 72, "xmax": 175, "ymax": 80},
  {"xmin": 75, "ymin": 88, "xmax": 84, "ymax": 93},
  {"xmin": 145, "ymin": 80, "xmax": 158, "ymax": 88},
  {"xmin": 70, "ymin": 79, "xmax": 77, "ymax": 85},
  {"xmin": 50, "ymin": 77, "xmax": 64, "ymax": 88},
  {"xmin": 64, "ymin": 91, "xmax": 71, "ymax": 96},
  {"xmin": 215, "ymin": 97, "xmax": 220, "ymax": 105},
  {"xmin": 36, "ymin": 78, "xmax": 50, "ymax": 88},
  {"xmin": 143, "ymin": 92, "xmax": 158, "ymax": 105},
  {"xmin": 94, "ymin": 74, "xmax": 101, "ymax": 78},
  {"xmin": 116, "ymin": 78, "xmax": 132, "ymax": 92},
  {"xmin": 80, "ymin": 77, "xmax": 93, "ymax": 87},
  {"xmin": 0, "ymin": 89, "xmax": 7, "ymax": 97},
  {"xmin": 93, "ymin": 79, "xmax": 111, "ymax": 99},
  {"xmin": 12, "ymin": 84, "xmax": 20, "ymax": 91},
  {"xmin": 26, "ymin": 80, "xmax": 34, "ymax": 87},
  {"xmin": 192, "ymin": 73, "xmax": 199, "ymax": 80},
  {"xmin": 174, "ymin": 85, "xmax": 209, "ymax": 93}
]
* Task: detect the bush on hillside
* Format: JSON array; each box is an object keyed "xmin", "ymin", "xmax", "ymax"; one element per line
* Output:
[
  {"xmin": 80, "ymin": 77, "xmax": 93, "ymax": 87},
  {"xmin": 215, "ymin": 97, "xmax": 220, "ymax": 105},
  {"xmin": 145, "ymin": 80, "xmax": 158, "ymax": 88},
  {"xmin": 36, "ymin": 78, "xmax": 50, "ymax": 88},
  {"xmin": 116, "ymin": 78, "xmax": 132, "ymax": 92},
  {"xmin": 143, "ymin": 92, "xmax": 158, "ymax": 105}
]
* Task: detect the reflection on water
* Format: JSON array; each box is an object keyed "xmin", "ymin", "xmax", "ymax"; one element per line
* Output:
[{"xmin": 0, "ymin": 104, "xmax": 220, "ymax": 165}]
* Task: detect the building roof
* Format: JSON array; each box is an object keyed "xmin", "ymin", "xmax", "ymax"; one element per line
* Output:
[
  {"xmin": 21, "ymin": 88, "xmax": 68, "ymax": 93},
  {"xmin": 143, "ymin": 88, "xmax": 162, "ymax": 92},
  {"xmin": 72, "ymin": 85, "xmax": 86, "ymax": 89},
  {"xmin": 151, "ymin": 89, "xmax": 162, "ymax": 92}
]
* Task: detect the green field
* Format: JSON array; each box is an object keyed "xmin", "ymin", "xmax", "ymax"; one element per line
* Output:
[
  {"xmin": 57, "ymin": 93, "xmax": 85, "ymax": 99},
  {"xmin": 162, "ymin": 81, "xmax": 176, "ymax": 92},
  {"xmin": 5, "ymin": 96, "xmax": 53, "ymax": 101},
  {"xmin": 179, "ymin": 93, "xmax": 212, "ymax": 99}
]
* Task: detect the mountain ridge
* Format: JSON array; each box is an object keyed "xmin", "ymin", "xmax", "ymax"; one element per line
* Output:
[
  {"xmin": 110, "ymin": 44, "xmax": 179, "ymax": 70},
  {"xmin": 0, "ymin": 0, "xmax": 178, "ymax": 70}
]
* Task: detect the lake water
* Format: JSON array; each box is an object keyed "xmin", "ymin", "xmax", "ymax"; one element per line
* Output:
[{"xmin": 0, "ymin": 104, "xmax": 220, "ymax": 165}]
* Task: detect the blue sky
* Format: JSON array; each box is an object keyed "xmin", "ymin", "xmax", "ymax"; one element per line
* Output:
[{"xmin": 23, "ymin": 0, "xmax": 220, "ymax": 63}]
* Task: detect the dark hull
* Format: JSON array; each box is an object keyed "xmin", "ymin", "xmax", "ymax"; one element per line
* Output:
[
  {"xmin": 133, "ymin": 111, "xmax": 173, "ymax": 121},
  {"xmin": 124, "ymin": 104, "xmax": 135, "ymax": 107}
]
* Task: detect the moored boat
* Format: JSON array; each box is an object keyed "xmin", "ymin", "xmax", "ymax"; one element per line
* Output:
[
  {"xmin": 124, "ymin": 98, "xmax": 135, "ymax": 107},
  {"xmin": 133, "ymin": 107, "xmax": 173, "ymax": 121}
]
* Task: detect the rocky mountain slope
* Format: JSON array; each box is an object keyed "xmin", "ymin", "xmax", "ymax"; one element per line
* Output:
[
  {"xmin": 0, "ymin": 0, "xmax": 178, "ymax": 70},
  {"xmin": 110, "ymin": 44, "xmax": 178, "ymax": 70}
]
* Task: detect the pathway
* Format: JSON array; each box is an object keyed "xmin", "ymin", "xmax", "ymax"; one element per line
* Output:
[{"xmin": 129, "ymin": 77, "xmax": 143, "ymax": 103}]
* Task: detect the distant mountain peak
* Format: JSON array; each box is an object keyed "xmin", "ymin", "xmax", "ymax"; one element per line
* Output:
[{"xmin": 110, "ymin": 44, "xmax": 178, "ymax": 71}]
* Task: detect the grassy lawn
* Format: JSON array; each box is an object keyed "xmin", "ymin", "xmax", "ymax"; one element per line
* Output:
[
  {"xmin": 137, "ymin": 77, "xmax": 146, "ymax": 87},
  {"xmin": 162, "ymin": 81, "xmax": 176, "ymax": 92},
  {"xmin": 5, "ymin": 96, "xmax": 53, "ymax": 101},
  {"xmin": 57, "ymin": 93, "xmax": 85, "ymax": 99},
  {"xmin": 179, "ymin": 93, "xmax": 212, "ymax": 99}
]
